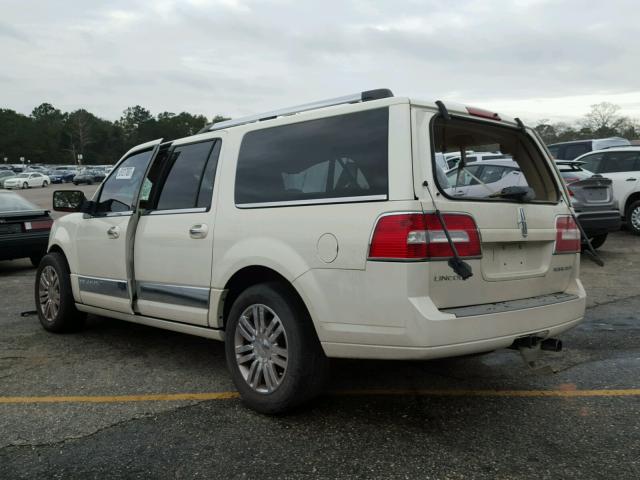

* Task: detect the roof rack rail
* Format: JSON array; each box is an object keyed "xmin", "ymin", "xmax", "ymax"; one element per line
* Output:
[
  {"xmin": 601, "ymin": 144, "xmax": 634, "ymax": 149},
  {"xmin": 200, "ymin": 88, "xmax": 393, "ymax": 133}
]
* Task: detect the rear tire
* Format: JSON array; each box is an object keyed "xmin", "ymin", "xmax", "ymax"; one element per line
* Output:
[
  {"xmin": 22, "ymin": 182, "xmax": 28, "ymax": 189},
  {"xmin": 30, "ymin": 254, "xmax": 44, "ymax": 267},
  {"xmin": 42, "ymin": 181, "xmax": 48, "ymax": 187},
  {"xmin": 225, "ymin": 282, "xmax": 329, "ymax": 414},
  {"xmin": 35, "ymin": 252, "xmax": 86, "ymax": 333},
  {"xmin": 627, "ymin": 200, "xmax": 640, "ymax": 236},
  {"xmin": 587, "ymin": 234, "xmax": 607, "ymax": 249}
]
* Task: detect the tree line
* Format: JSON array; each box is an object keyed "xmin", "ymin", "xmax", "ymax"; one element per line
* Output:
[
  {"xmin": 0, "ymin": 103, "xmax": 228, "ymax": 166},
  {"xmin": 0, "ymin": 101, "xmax": 637, "ymax": 166}
]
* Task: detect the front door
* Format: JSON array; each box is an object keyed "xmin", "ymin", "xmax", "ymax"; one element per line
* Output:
[
  {"xmin": 75, "ymin": 142, "xmax": 161, "ymax": 313},
  {"xmin": 133, "ymin": 138, "xmax": 222, "ymax": 326}
]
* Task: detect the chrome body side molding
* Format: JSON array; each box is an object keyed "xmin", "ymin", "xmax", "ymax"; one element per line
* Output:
[
  {"xmin": 75, "ymin": 304, "xmax": 224, "ymax": 341},
  {"xmin": 78, "ymin": 275, "xmax": 129, "ymax": 299},
  {"xmin": 137, "ymin": 282, "xmax": 210, "ymax": 309}
]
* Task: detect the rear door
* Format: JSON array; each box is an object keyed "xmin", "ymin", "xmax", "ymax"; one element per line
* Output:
[
  {"xmin": 414, "ymin": 109, "xmax": 574, "ymax": 309},
  {"xmin": 133, "ymin": 138, "xmax": 222, "ymax": 326},
  {"xmin": 596, "ymin": 151, "xmax": 640, "ymax": 212}
]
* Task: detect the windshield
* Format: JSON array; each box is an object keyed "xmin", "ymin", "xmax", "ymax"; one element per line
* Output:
[
  {"xmin": 0, "ymin": 192, "xmax": 41, "ymax": 212},
  {"xmin": 16, "ymin": 173, "xmax": 30, "ymax": 178},
  {"xmin": 432, "ymin": 117, "xmax": 559, "ymax": 203}
]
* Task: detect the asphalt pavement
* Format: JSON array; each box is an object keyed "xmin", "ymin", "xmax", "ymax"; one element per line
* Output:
[{"xmin": 0, "ymin": 191, "xmax": 638, "ymax": 478}]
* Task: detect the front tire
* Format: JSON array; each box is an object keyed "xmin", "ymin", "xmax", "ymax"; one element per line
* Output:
[
  {"xmin": 225, "ymin": 282, "xmax": 329, "ymax": 414},
  {"xmin": 35, "ymin": 252, "xmax": 86, "ymax": 332},
  {"xmin": 627, "ymin": 200, "xmax": 640, "ymax": 236},
  {"xmin": 22, "ymin": 182, "xmax": 28, "ymax": 189}
]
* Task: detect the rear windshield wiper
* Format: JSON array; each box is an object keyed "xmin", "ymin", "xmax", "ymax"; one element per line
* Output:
[{"xmin": 488, "ymin": 186, "xmax": 535, "ymax": 202}]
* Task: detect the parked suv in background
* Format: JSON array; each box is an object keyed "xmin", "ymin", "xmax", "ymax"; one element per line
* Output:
[
  {"xmin": 548, "ymin": 137, "xmax": 630, "ymax": 160},
  {"xmin": 36, "ymin": 90, "xmax": 586, "ymax": 413},
  {"xmin": 573, "ymin": 146, "xmax": 640, "ymax": 235},
  {"xmin": 556, "ymin": 161, "xmax": 620, "ymax": 248}
]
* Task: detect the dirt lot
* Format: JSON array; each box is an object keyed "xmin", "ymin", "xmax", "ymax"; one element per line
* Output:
[{"xmin": 0, "ymin": 187, "xmax": 638, "ymax": 478}]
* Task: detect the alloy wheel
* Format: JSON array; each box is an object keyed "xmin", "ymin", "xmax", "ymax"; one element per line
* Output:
[
  {"xmin": 38, "ymin": 266, "xmax": 61, "ymax": 322},
  {"xmin": 631, "ymin": 206, "xmax": 640, "ymax": 232},
  {"xmin": 234, "ymin": 304, "xmax": 288, "ymax": 394}
]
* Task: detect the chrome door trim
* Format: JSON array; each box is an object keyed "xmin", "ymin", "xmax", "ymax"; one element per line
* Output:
[
  {"xmin": 78, "ymin": 275, "xmax": 129, "ymax": 299},
  {"xmin": 137, "ymin": 282, "xmax": 210, "ymax": 309},
  {"xmin": 148, "ymin": 207, "xmax": 207, "ymax": 215},
  {"xmin": 235, "ymin": 194, "xmax": 387, "ymax": 209}
]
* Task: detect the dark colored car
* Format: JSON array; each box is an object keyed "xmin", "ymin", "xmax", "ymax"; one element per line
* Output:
[
  {"xmin": 556, "ymin": 161, "xmax": 621, "ymax": 249},
  {"xmin": 0, "ymin": 191, "xmax": 53, "ymax": 266},
  {"xmin": 72, "ymin": 169, "xmax": 102, "ymax": 185},
  {"xmin": 48, "ymin": 170, "xmax": 76, "ymax": 184}
]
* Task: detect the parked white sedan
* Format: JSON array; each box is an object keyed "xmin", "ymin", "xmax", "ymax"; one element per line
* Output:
[{"xmin": 3, "ymin": 172, "xmax": 50, "ymax": 189}]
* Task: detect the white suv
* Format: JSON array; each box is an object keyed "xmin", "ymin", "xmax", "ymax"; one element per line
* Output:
[
  {"xmin": 36, "ymin": 90, "xmax": 586, "ymax": 413},
  {"xmin": 574, "ymin": 146, "xmax": 640, "ymax": 235}
]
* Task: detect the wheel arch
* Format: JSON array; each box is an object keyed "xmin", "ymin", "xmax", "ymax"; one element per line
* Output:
[
  {"xmin": 624, "ymin": 191, "xmax": 640, "ymax": 218},
  {"xmin": 218, "ymin": 265, "xmax": 316, "ymax": 335}
]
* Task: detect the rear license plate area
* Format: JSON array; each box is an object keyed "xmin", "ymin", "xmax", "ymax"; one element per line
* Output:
[{"xmin": 583, "ymin": 188, "xmax": 607, "ymax": 201}]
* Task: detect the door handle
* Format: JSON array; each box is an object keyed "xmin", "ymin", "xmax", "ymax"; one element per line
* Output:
[
  {"xmin": 107, "ymin": 226, "xmax": 120, "ymax": 239},
  {"xmin": 189, "ymin": 224, "xmax": 208, "ymax": 239},
  {"xmin": 626, "ymin": 178, "xmax": 637, "ymax": 181}
]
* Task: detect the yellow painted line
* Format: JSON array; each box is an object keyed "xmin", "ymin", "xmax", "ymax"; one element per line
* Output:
[{"xmin": 0, "ymin": 388, "xmax": 639, "ymax": 404}]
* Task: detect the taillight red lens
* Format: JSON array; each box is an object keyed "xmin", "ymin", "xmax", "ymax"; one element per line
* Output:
[
  {"xmin": 554, "ymin": 215, "xmax": 580, "ymax": 254},
  {"xmin": 369, "ymin": 213, "xmax": 428, "ymax": 259},
  {"xmin": 423, "ymin": 213, "xmax": 481, "ymax": 258},
  {"xmin": 466, "ymin": 106, "xmax": 501, "ymax": 121},
  {"xmin": 24, "ymin": 219, "xmax": 53, "ymax": 231},
  {"xmin": 368, "ymin": 213, "xmax": 481, "ymax": 260}
]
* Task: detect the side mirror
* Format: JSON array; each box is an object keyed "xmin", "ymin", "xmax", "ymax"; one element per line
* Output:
[{"xmin": 53, "ymin": 190, "xmax": 88, "ymax": 212}]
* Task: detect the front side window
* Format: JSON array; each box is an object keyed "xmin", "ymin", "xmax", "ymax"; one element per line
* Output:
[
  {"xmin": 432, "ymin": 117, "xmax": 558, "ymax": 203},
  {"xmin": 235, "ymin": 108, "xmax": 389, "ymax": 206},
  {"xmin": 95, "ymin": 149, "xmax": 154, "ymax": 214}
]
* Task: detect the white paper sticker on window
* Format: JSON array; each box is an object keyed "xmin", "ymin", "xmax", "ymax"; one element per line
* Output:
[{"xmin": 116, "ymin": 167, "xmax": 135, "ymax": 179}]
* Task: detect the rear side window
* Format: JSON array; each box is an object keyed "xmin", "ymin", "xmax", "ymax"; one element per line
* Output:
[
  {"xmin": 599, "ymin": 151, "xmax": 640, "ymax": 173},
  {"xmin": 155, "ymin": 140, "xmax": 219, "ymax": 211},
  {"xmin": 432, "ymin": 117, "xmax": 559, "ymax": 203},
  {"xmin": 235, "ymin": 108, "xmax": 389, "ymax": 206},
  {"xmin": 563, "ymin": 143, "xmax": 591, "ymax": 160}
]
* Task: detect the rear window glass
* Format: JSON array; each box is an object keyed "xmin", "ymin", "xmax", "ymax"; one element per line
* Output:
[
  {"xmin": 0, "ymin": 192, "xmax": 40, "ymax": 212},
  {"xmin": 432, "ymin": 117, "xmax": 558, "ymax": 203},
  {"xmin": 235, "ymin": 108, "xmax": 389, "ymax": 206}
]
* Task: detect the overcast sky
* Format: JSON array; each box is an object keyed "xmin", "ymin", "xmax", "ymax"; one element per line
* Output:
[{"xmin": 1, "ymin": 0, "xmax": 638, "ymax": 124}]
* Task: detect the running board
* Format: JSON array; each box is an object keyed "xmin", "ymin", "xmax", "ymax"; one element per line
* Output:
[
  {"xmin": 440, "ymin": 293, "xmax": 579, "ymax": 318},
  {"xmin": 75, "ymin": 304, "xmax": 225, "ymax": 341}
]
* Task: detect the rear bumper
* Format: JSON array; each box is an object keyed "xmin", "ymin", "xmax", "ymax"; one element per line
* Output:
[
  {"xmin": 322, "ymin": 316, "xmax": 583, "ymax": 360},
  {"xmin": 297, "ymin": 264, "xmax": 587, "ymax": 360},
  {"xmin": 0, "ymin": 232, "xmax": 49, "ymax": 261},
  {"xmin": 575, "ymin": 210, "xmax": 621, "ymax": 237}
]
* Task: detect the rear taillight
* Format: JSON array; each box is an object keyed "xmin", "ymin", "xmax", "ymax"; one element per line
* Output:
[
  {"xmin": 24, "ymin": 219, "xmax": 53, "ymax": 231},
  {"xmin": 554, "ymin": 215, "xmax": 580, "ymax": 254},
  {"xmin": 466, "ymin": 106, "xmax": 501, "ymax": 121},
  {"xmin": 368, "ymin": 212, "xmax": 481, "ymax": 260}
]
